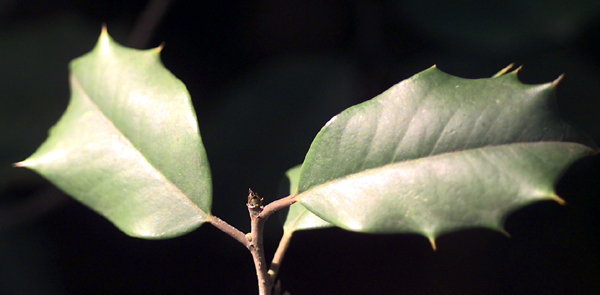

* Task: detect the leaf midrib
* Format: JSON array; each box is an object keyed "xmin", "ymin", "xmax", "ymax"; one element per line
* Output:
[
  {"xmin": 71, "ymin": 73, "xmax": 208, "ymax": 218},
  {"xmin": 298, "ymin": 141, "xmax": 588, "ymax": 196}
]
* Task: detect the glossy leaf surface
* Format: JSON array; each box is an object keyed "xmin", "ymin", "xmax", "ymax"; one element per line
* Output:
[
  {"xmin": 17, "ymin": 29, "xmax": 212, "ymax": 238},
  {"xmin": 297, "ymin": 66, "xmax": 596, "ymax": 242},
  {"xmin": 299, "ymin": 142, "xmax": 591, "ymax": 238}
]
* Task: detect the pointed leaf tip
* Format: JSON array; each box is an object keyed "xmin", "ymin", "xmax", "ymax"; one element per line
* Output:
[
  {"xmin": 510, "ymin": 65, "xmax": 523, "ymax": 75},
  {"xmin": 99, "ymin": 27, "xmax": 111, "ymax": 55},
  {"xmin": 499, "ymin": 228, "xmax": 511, "ymax": 238},
  {"xmin": 492, "ymin": 63, "xmax": 515, "ymax": 78},
  {"xmin": 551, "ymin": 193, "xmax": 566, "ymax": 205},
  {"xmin": 101, "ymin": 23, "xmax": 107, "ymax": 34},
  {"xmin": 551, "ymin": 74, "xmax": 564, "ymax": 87},
  {"xmin": 154, "ymin": 42, "xmax": 165, "ymax": 53},
  {"xmin": 20, "ymin": 27, "xmax": 212, "ymax": 238},
  {"xmin": 296, "ymin": 65, "xmax": 595, "ymax": 243},
  {"xmin": 429, "ymin": 237, "xmax": 437, "ymax": 251},
  {"xmin": 13, "ymin": 158, "xmax": 39, "ymax": 167},
  {"xmin": 12, "ymin": 161, "xmax": 27, "ymax": 167}
]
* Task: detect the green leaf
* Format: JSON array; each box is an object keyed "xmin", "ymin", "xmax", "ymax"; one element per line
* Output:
[
  {"xmin": 299, "ymin": 142, "xmax": 591, "ymax": 238},
  {"xmin": 296, "ymin": 66, "xmax": 596, "ymax": 244},
  {"xmin": 16, "ymin": 28, "xmax": 211, "ymax": 238},
  {"xmin": 282, "ymin": 165, "xmax": 332, "ymax": 233}
]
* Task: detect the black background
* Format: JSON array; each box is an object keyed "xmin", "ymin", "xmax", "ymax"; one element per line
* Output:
[{"xmin": 2, "ymin": 0, "xmax": 600, "ymax": 294}]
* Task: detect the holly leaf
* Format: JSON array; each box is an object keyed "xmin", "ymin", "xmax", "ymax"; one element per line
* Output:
[
  {"xmin": 15, "ymin": 28, "xmax": 212, "ymax": 239},
  {"xmin": 296, "ymin": 66, "xmax": 596, "ymax": 247},
  {"xmin": 282, "ymin": 165, "xmax": 332, "ymax": 233}
]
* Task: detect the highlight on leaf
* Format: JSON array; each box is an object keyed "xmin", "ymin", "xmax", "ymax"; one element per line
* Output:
[
  {"xmin": 15, "ymin": 28, "xmax": 212, "ymax": 238},
  {"xmin": 294, "ymin": 65, "xmax": 597, "ymax": 246}
]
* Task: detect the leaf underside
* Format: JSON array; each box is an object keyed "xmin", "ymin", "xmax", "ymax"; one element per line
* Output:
[
  {"xmin": 17, "ymin": 28, "xmax": 212, "ymax": 238},
  {"xmin": 283, "ymin": 165, "xmax": 332, "ymax": 233},
  {"xmin": 292, "ymin": 66, "xmax": 596, "ymax": 242}
]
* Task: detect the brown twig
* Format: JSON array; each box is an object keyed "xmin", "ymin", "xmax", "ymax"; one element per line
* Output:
[
  {"xmin": 207, "ymin": 215, "xmax": 250, "ymax": 249},
  {"xmin": 268, "ymin": 231, "xmax": 293, "ymax": 284},
  {"xmin": 209, "ymin": 190, "xmax": 297, "ymax": 295},
  {"xmin": 246, "ymin": 191, "xmax": 297, "ymax": 295}
]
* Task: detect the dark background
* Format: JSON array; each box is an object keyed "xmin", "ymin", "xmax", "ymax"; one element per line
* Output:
[{"xmin": 2, "ymin": 0, "xmax": 600, "ymax": 294}]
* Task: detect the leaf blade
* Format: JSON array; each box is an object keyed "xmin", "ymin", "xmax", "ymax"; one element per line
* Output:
[
  {"xmin": 298, "ymin": 67, "xmax": 595, "ymax": 194},
  {"xmin": 296, "ymin": 66, "xmax": 596, "ymax": 239},
  {"xmin": 298, "ymin": 142, "xmax": 593, "ymax": 239},
  {"xmin": 282, "ymin": 165, "xmax": 332, "ymax": 233},
  {"xmin": 70, "ymin": 30, "xmax": 211, "ymax": 212},
  {"xmin": 17, "ymin": 29, "xmax": 211, "ymax": 238}
]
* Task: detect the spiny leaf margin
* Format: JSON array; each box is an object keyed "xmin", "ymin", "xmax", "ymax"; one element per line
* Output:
[
  {"xmin": 16, "ymin": 27, "xmax": 212, "ymax": 238},
  {"xmin": 298, "ymin": 142, "xmax": 592, "ymax": 243},
  {"xmin": 295, "ymin": 66, "xmax": 596, "ymax": 245}
]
